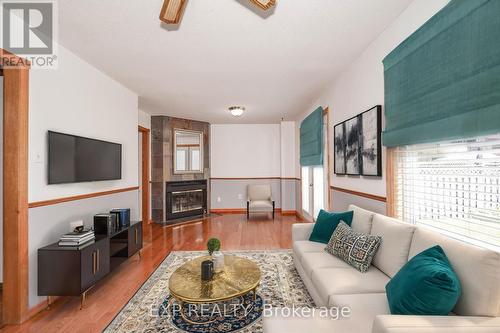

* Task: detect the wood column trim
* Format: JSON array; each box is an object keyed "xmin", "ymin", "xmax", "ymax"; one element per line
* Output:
[
  {"xmin": 2, "ymin": 49, "xmax": 30, "ymax": 324},
  {"xmin": 323, "ymin": 107, "xmax": 331, "ymax": 210},
  {"xmin": 385, "ymin": 147, "xmax": 396, "ymax": 217},
  {"xmin": 28, "ymin": 186, "xmax": 140, "ymax": 208},
  {"xmin": 138, "ymin": 126, "xmax": 151, "ymax": 227}
]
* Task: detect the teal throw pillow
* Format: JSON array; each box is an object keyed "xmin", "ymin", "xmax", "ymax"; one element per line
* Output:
[
  {"xmin": 309, "ymin": 210, "xmax": 353, "ymax": 244},
  {"xmin": 386, "ymin": 245, "xmax": 461, "ymax": 315}
]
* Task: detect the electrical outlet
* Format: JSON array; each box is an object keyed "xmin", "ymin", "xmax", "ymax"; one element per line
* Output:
[
  {"xmin": 33, "ymin": 151, "xmax": 43, "ymax": 164},
  {"xmin": 217, "ymin": 196, "xmax": 221, "ymax": 203}
]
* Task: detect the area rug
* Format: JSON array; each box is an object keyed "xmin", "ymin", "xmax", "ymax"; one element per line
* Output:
[{"xmin": 104, "ymin": 250, "xmax": 314, "ymax": 333}]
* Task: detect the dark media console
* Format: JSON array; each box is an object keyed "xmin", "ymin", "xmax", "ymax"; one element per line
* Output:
[{"xmin": 37, "ymin": 221, "xmax": 143, "ymax": 309}]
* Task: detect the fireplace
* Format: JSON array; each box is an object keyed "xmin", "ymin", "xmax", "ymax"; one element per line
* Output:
[{"xmin": 165, "ymin": 180, "xmax": 207, "ymax": 221}]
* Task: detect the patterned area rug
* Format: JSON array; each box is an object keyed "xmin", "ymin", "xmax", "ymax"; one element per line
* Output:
[{"xmin": 104, "ymin": 250, "xmax": 314, "ymax": 333}]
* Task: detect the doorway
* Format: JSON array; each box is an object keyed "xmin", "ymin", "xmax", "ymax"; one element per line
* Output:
[
  {"xmin": 301, "ymin": 166, "xmax": 325, "ymax": 220},
  {"xmin": 138, "ymin": 126, "xmax": 150, "ymax": 232},
  {"xmin": 301, "ymin": 107, "xmax": 330, "ymax": 221}
]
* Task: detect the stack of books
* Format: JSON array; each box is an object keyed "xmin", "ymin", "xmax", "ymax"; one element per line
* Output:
[{"xmin": 58, "ymin": 229, "xmax": 95, "ymax": 247}]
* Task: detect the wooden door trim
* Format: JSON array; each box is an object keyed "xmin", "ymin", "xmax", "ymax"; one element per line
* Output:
[
  {"xmin": 323, "ymin": 107, "xmax": 331, "ymax": 210},
  {"xmin": 1, "ymin": 48, "xmax": 30, "ymax": 324},
  {"xmin": 138, "ymin": 126, "xmax": 151, "ymax": 226},
  {"xmin": 385, "ymin": 147, "xmax": 396, "ymax": 217}
]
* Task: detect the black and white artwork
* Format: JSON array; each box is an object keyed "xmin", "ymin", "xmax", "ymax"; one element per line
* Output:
[
  {"xmin": 345, "ymin": 116, "xmax": 361, "ymax": 175},
  {"xmin": 333, "ymin": 105, "xmax": 382, "ymax": 177},
  {"xmin": 334, "ymin": 123, "xmax": 346, "ymax": 174},
  {"xmin": 360, "ymin": 106, "xmax": 382, "ymax": 176}
]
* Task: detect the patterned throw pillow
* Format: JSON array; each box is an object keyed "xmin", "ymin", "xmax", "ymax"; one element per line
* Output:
[{"xmin": 325, "ymin": 222, "xmax": 382, "ymax": 273}]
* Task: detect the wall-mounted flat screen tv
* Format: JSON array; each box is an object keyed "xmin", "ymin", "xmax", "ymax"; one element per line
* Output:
[{"xmin": 48, "ymin": 131, "xmax": 122, "ymax": 184}]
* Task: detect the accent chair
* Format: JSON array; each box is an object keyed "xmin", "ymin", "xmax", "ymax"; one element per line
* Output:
[{"xmin": 247, "ymin": 184, "xmax": 275, "ymax": 219}]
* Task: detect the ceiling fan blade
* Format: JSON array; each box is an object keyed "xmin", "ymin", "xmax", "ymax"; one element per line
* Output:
[
  {"xmin": 159, "ymin": 0, "xmax": 187, "ymax": 24},
  {"xmin": 249, "ymin": 0, "xmax": 276, "ymax": 10}
]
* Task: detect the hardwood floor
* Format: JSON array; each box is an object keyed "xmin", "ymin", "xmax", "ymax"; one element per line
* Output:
[{"xmin": 1, "ymin": 213, "xmax": 305, "ymax": 333}]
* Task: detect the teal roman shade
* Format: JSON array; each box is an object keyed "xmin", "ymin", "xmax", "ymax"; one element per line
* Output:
[
  {"xmin": 382, "ymin": 0, "xmax": 500, "ymax": 147},
  {"xmin": 300, "ymin": 106, "xmax": 323, "ymax": 166}
]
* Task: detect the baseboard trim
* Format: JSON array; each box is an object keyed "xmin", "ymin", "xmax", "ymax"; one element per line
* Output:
[
  {"xmin": 28, "ymin": 296, "xmax": 61, "ymax": 320},
  {"xmin": 210, "ymin": 177, "xmax": 281, "ymax": 180},
  {"xmin": 211, "ymin": 208, "xmax": 283, "ymax": 214}
]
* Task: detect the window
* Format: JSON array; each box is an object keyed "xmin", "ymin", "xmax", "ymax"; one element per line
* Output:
[
  {"xmin": 176, "ymin": 149, "xmax": 187, "ymax": 171},
  {"xmin": 395, "ymin": 135, "xmax": 500, "ymax": 250}
]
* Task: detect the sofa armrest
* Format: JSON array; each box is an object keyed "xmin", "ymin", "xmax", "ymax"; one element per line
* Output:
[
  {"xmin": 292, "ymin": 223, "xmax": 315, "ymax": 242},
  {"xmin": 372, "ymin": 315, "xmax": 500, "ymax": 333}
]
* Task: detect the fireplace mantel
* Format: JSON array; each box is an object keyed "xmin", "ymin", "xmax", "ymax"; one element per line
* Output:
[{"xmin": 151, "ymin": 116, "xmax": 210, "ymax": 223}]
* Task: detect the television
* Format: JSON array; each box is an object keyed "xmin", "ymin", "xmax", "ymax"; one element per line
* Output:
[{"xmin": 48, "ymin": 131, "xmax": 122, "ymax": 184}]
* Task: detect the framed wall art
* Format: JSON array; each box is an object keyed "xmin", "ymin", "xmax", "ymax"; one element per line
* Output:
[{"xmin": 333, "ymin": 105, "xmax": 382, "ymax": 177}]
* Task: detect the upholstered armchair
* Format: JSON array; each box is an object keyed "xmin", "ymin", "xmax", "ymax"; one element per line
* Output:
[{"xmin": 246, "ymin": 184, "xmax": 275, "ymax": 219}]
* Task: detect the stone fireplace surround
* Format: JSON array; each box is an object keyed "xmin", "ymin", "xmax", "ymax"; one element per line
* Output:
[{"xmin": 151, "ymin": 116, "xmax": 210, "ymax": 223}]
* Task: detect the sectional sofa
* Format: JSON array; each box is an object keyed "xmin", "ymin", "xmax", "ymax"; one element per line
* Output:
[{"xmin": 264, "ymin": 205, "xmax": 500, "ymax": 333}]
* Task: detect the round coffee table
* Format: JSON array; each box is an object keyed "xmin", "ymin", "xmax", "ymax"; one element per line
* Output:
[{"xmin": 169, "ymin": 255, "xmax": 261, "ymax": 305}]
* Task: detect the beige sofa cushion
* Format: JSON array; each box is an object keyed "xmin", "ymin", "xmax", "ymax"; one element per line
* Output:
[
  {"xmin": 263, "ymin": 294, "xmax": 391, "ymax": 333},
  {"xmin": 248, "ymin": 200, "xmax": 273, "ymax": 211},
  {"xmin": 348, "ymin": 204, "xmax": 375, "ymax": 234},
  {"xmin": 293, "ymin": 240, "xmax": 325, "ymax": 262},
  {"xmin": 372, "ymin": 315, "xmax": 500, "ymax": 333},
  {"xmin": 301, "ymin": 252, "xmax": 351, "ymax": 277},
  {"xmin": 409, "ymin": 227, "xmax": 500, "ymax": 317},
  {"xmin": 311, "ymin": 267, "xmax": 390, "ymax": 306},
  {"xmin": 330, "ymin": 293, "xmax": 391, "ymax": 332},
  {"xmin": 371, "ymin": 214, "xmax": 416, "ymax": 277}
]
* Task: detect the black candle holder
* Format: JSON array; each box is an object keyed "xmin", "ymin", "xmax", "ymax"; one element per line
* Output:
[{"xmin": 201, "ymin": 260, "xmax": 214, "ymax": 281}]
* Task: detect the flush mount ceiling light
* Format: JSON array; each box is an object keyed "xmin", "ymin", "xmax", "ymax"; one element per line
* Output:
[
  {"xmin": 250, "ymin": 0, "xmax": 276, "ymax": 10},
  {"xmin": 159, "ymin": 0, "xmax": 187, "ymax": 24},
  {"xmin": 229, "ymin": 106, "xmax": 245, "ymax": 117}
]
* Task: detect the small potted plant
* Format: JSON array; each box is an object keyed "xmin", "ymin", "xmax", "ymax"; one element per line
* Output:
[
  {"xmin": 207, "ymin": 238, "xmax": 224, "ymax": 272},
  {"xmin": 207, "ymin": 238, "xmax": 221, "ymax": 255}
]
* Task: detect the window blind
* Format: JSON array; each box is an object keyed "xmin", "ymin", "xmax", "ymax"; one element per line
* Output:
[
  {"xmin": 395, "ymin": 135, "xmax": 500, "ymax": 250},
  {"xmin": 300, "ymin": 107, "xmax": 324, "ymax": 166},
  {"xmin": 382, "ymin": 0, "xmax": 500, "ymax": 147}
]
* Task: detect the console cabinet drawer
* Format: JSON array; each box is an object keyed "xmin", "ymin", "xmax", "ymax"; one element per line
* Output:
[
  {"xmin": 81, "ymin": 238, "xmax": 110, "ymax": 291},
  {"xmin": 128, "ymin": 222, "xmax": 142, "ymax": 257},
  {"xmin": 38, "ymin": 237, "xmax": 110, "ymax": 296}
]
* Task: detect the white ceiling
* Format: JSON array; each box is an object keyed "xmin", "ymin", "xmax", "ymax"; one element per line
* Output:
[{"xmin": 58, "ymin": 0, "xmax": 413, "ymax": 124}]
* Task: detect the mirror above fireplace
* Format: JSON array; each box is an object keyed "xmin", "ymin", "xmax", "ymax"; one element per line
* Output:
[{"xmin": 173, "ymin": 129, "xmax": 204, "ymax": 174}]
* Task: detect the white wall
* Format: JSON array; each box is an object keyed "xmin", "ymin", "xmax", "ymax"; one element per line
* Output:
[
  {"xmin": 297, "ymin": 0, "xmax": 450, "ymax": 198},
  {"xmin": 29, "ymin": 46, "xmax": 139, "ymax": 203},
  {"xmin": 210, "ymin": 122, "xmax": 298, "ymax": 210},
  {"xmin": 280, "ymin": 121, "xmax": 296, "ymax": 178},
  {"xmin": 28, "ymin": 43, "xmax": 139, "ymax": 307},
  {"xmin": 138, "ymin": 109, "xmax": 151, "ymax": 129},
  {"xmin": 0, "ymin": 77, "xmax": 3, "ymax": 282},
  {"xmin": 211, "ymin": 124, "xmax": 281, "ymax": 178}
]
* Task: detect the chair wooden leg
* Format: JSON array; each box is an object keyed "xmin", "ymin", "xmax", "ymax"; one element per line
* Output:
[
  {"xmin": 247, "ymin": 201, "xmax": 250, "ymax": 220},
  {"xmin": 272, "ymin": 201, "xmax": 275, "ymax": 219}
]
